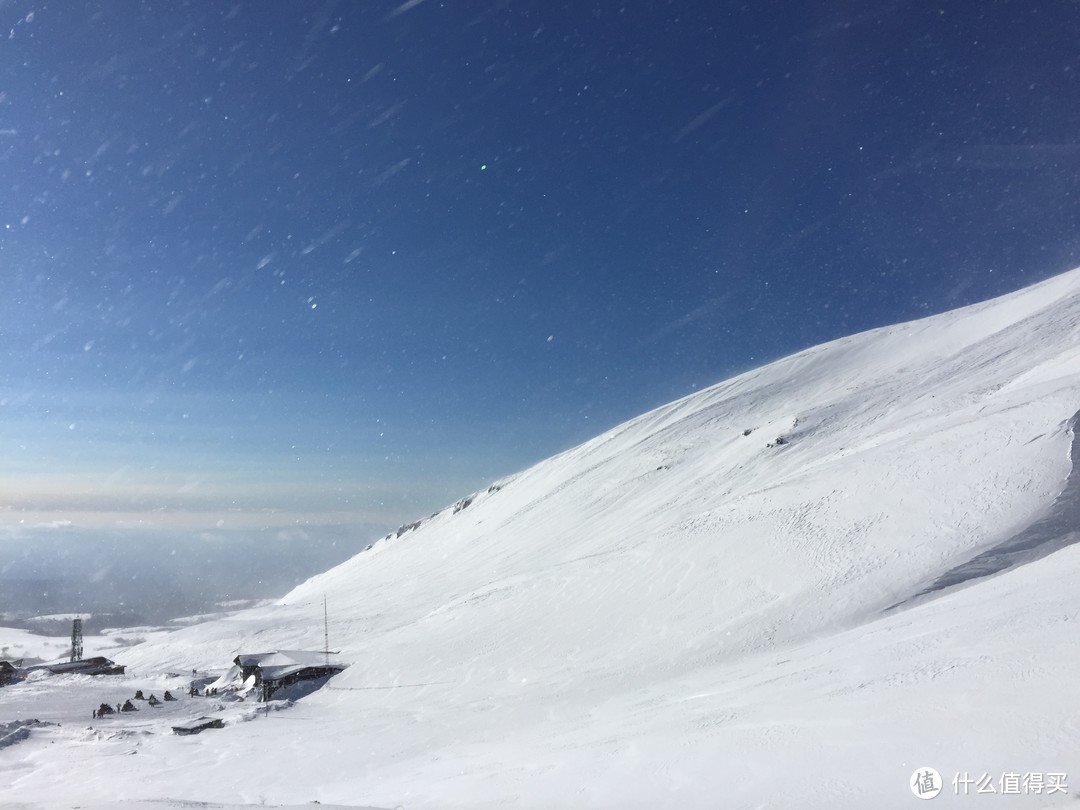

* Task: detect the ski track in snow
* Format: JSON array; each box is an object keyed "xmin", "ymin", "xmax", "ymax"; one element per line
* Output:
[{"xmin": 3, "ymin": 267, "xmax": 1080, "ymax": 808}]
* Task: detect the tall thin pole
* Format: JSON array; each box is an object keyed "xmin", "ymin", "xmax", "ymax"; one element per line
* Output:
[
  {"xmin": 70, "ymin": 617, "xmax": 83, "ymax": 662},
  {"xmin": 323, "ymin": 596, "xmax": 329, "ymax": 666}
]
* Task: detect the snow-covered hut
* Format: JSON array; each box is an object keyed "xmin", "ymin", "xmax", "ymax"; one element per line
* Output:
[{"xmin": 231, "ymin": 650, "xmax": 346, "ymax": 700}]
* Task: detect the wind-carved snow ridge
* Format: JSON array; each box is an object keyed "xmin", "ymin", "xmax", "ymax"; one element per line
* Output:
[
  {"xmin": 895, "ymin": 408, "xmax": 1080, "ymax": 609},
  {"xmin": 0, "ymin": 719, "xmax": 53, "ymax": 750}
]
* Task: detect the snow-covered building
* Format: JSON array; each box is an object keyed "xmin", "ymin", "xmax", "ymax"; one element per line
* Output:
[
  {"xmin": 232, "ymin": 650, "xmax": 346, "ymax": 700},
  {"xmin": 23, "ymin": 656, "xmax": 125, "ymax": 676},
  {"xmin": 0, "ymin": 660, "xmax": 17, "ymax": 685}
]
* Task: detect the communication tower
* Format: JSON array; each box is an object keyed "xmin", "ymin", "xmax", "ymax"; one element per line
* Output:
[{"xmin": 70, "ymin": 617, "xmax": 83, "ymax": 662}]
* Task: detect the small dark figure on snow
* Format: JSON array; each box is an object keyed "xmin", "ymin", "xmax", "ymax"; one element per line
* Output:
[
  {"xmin": 121, "ymin": 699, "xmax": 137, "ymax": 712},
  {"xmin": 148, "ymin": 694, "xmax": 161, "ymax": 706},
  {"xmin": 98, "ymin": 703, "xmax": 114, "ymax": 716},
  {"xmin": 163, "ymin": 690, "xmax": 176, "ymax": 701},
  {"xmin": 134, "ymin": 689, "xmax": 145, "ymax": 700}
]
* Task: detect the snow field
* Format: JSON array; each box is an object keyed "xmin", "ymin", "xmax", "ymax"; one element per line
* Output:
[{"xmin": 4, "ymin": 266, "xmax": 1080, "ymax": 808}]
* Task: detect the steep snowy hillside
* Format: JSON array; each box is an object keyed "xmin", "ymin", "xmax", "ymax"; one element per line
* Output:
[{"xmin": 5, "ymin": 267, "xmax": 1080, "ymax": 809}]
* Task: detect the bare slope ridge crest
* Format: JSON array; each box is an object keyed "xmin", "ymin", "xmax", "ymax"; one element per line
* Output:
[
  {"xmin": 283, "ymin": 264, "xmax": 1080, "ymax": 651},
  {"xmin": 106, "ymin": 266, "xmax": 1080, "ymax": 808},
  {"xmin": 125, "ymin": 265, "xmax": 1080, "ymax": 674}
]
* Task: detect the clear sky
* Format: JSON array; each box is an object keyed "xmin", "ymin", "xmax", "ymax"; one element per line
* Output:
[{"xmin": 2, "ymin": 1, "xmax": 1079, "ymax": 539}]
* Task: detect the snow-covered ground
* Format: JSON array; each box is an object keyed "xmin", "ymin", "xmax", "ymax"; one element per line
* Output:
[
  {"xmin": 4, "ymin": 267, "xmax": 1080, "ymax": 808},
  {"xmin": 0, "ymin": 626, "xmax": 77, "ymax": 663},
  {"xmin": 0, "ymin": 624, "xmax": 170, "ymax": 665}
]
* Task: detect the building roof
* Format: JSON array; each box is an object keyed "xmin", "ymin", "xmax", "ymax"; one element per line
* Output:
[
  {"xmin": 233, "ymin": 650, "xmax": 340, "ymax": 669},
  {"xmin": 232, "ymin": 650, "xmax": 346, "ymax": 684},
  {"xmin": 261, "ymin": 662, "xmax": 346, "ymax": 682},
  {"xmin": 32, "ymin": 656, "xmax": 122, "ymax": 675}
]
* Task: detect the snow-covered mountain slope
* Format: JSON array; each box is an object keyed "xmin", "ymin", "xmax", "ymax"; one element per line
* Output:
[{"xmin": 6, "ymin": 267, "xmax": 1080, "ymax": 809}]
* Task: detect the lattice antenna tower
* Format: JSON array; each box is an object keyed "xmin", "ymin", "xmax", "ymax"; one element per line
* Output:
[
  {"xmin": 70, "ymin": 617, "xmax": 83, "ymax": 662},
  {"xmin": 323, "ymin": 596, "xmax": 329, "ymax": 667}
]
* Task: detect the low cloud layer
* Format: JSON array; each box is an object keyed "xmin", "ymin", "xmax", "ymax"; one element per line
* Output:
[{"xmin": 0, "ymin": 524, "xmax": 380, "ymax": 627}]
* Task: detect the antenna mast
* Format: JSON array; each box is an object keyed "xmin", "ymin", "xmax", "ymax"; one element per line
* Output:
[
  {"xmin": 323, "ymin": 596, "xmax": 329, "ymax": 667},
  {"xmin": 70, "ymin": 617, "xmax": 83, "ymax": 662}
]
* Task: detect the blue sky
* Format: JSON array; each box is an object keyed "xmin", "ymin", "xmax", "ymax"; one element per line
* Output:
[{"xmin": 2, "ymin": 1, "xmax": 1079, "ymax": 538}]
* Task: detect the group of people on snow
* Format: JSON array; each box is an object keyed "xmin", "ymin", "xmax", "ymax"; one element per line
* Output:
[{"xmin": 91, "ymin": 689, "xmax": 177, "ymax": 718}]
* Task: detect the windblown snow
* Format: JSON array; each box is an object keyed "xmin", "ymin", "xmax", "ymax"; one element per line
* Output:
[{"xmin": 5, "ymin": 268, "xmax": 1080, "ymax": 809}]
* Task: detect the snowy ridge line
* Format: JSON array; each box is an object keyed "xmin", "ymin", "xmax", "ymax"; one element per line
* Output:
[{"xmin": 330, "ymin": 265, "xmax": 1080, "ymax": 576}]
